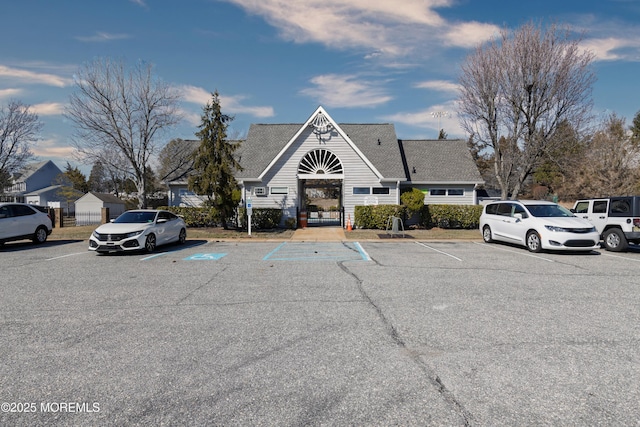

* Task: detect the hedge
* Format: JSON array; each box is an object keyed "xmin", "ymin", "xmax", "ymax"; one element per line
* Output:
[
  {"xmin": 158, "ymin": 206, "xmax": 219, "ymax": 227},
  {"xmin": 238, "ymin": 207, "xmax": 283, "ymax": 230},
  {"xmin": 354, "ymin": 205, "xmax": 407, "ymax": 229},
  {"xmin": 354, "ymin": 204, "xmax": 482, "ymax": 230},
  {"xmin": 426, "ymin": 204, "xmax": 483, "ymax": 229}
]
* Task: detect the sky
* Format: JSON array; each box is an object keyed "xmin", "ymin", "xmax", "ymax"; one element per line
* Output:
[{"xmin": 1, "ymin": 0, "xmax": 640, "ymax": 174}]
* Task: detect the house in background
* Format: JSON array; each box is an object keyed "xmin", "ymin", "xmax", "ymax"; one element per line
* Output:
[
  {"xmin": 75, "ymin": 192, "xmax": 126, "ymax": 225},
  {"xmin": 2, "ymin": 160, "xmax": 63, "ymax": 203},
  {"xmin": 164, "ymin": 106, "xmax": 484, "ymax": 227},
  {"xmin": 24, "ymin": 185, "xmax": 65, "ymax": 208}
]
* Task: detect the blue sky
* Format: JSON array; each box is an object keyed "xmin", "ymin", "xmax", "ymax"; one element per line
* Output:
[{"xmin": 2, "ymin": 0, "xmax": 640, "ymax": 173}]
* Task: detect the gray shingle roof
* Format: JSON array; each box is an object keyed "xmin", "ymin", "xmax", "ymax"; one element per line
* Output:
[
  {"xmin": 400, "ymin": 139, "xmax": 484, "ymax": 183},
  {"xmin": 234, "ymin": 124, "xmax": 300, "ymax": 179},
  {"xmin": 213, "ymin": 119, "xmax": 483, "ymax": 185}
]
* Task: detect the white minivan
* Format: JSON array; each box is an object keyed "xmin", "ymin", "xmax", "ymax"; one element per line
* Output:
[{"xmin": 480, "ymin": 200, "xmax": 600, "ymax": 252}]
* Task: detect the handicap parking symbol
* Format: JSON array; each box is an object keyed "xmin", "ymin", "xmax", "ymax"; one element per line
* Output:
[{"xmin": 184, "ymin": 253, "xmax": 227, "ymax": 261}]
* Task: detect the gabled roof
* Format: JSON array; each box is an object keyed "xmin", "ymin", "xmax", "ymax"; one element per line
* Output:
[
  {"xmin": 76, "ymin": 191, "xmax": 125, "ymax": 205},
  {"xmin": 12, "ymin": 160, "xmax": 59, "ymax": 182},
  {"xmin": 400, "ymin": 139, "xmax": 484, "ymax": 184}
]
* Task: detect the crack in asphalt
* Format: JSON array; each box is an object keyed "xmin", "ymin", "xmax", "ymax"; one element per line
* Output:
[{"xmin": 337, "ymin": 261, "xmax": 473, "ymax": 426}]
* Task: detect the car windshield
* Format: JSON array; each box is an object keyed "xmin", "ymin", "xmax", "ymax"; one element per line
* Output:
[
  {"xmin": 526, "ymin": 204, "xmax": 574, "ymax": 218},
  {"xmin": 113, "ymin": 211, "xmax": 157, "ymax": 224}
]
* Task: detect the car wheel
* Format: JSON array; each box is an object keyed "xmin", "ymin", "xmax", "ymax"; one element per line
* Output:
[
  {"xmin": 178, "ymin": 228, "xmax": 186, "ymax": 244},
  {"xmin": 145, "ymin": 234, "xmax": 156, "ymax": 253},
  {"xmin": 33, "ymin": 226, "xmax": 48, "ymax": 244},
  {"xmin": 482, "ymin": 225, "xmax": 493, "ymax": 243},
  {"xmin": 526, "ymin": 230, "xmax": 542, "ymax": 253},
  {"xmin": 603, "ymin": 228, "xmax": 628, "ymax": 252}
]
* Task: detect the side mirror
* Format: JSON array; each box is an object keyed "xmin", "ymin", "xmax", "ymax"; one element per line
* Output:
[
  {"xmin": 157, "ymin": 218, "xmax": 168, "ymax": 224},
  {"xmin": 569, "ymin": 208, "xmax": 576, "ymax": 213},
  {"xmin": 514, "ymin": 213, "xmax": 523, "ymax": 220}
]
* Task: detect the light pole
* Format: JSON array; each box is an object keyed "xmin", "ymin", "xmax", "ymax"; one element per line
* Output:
[{"xmin": 431, "ymin": 111, "xmax": 449, "ymax": 134}]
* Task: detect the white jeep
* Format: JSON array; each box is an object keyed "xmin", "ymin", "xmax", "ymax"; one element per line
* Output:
[{"xmin": 571, "ymin": 197, "xmax": 640, "ymax": 251}]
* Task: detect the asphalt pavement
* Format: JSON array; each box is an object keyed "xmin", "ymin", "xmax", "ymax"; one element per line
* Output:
[{"xmin": 1, "ymin": 237, "xmax": 639, "ymax": 426}]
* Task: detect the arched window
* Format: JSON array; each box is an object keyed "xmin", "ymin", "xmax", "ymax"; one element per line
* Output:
[{"xmin": 298, "ymin": 149, "xmax": 343, "ymax": 175}]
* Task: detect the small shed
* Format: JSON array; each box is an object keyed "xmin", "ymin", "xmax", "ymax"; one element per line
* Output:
[{"xmin": 75, "ymin": 192, "xmax": 126, "ymax": 225}]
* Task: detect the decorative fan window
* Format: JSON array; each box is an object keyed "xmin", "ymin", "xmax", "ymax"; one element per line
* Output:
[{"xmin": 298, "ymin": 149, "xmax": 343, "ymax": 175}]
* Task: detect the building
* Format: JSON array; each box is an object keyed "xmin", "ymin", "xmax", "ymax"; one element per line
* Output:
[
  {"xmin": 74, "ymin": 192, "xmax": 126, "ymax": 225},
  {"xmin": 2, "ymin": 160, "xmax": 63, "ymax": 203},
  {"xmin": 167, "ymin": 107, "xmax": 484, "ymax": 227}
]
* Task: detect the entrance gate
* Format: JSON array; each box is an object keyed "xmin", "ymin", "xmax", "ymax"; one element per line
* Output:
[{"xmin": 302, "ymin": 179, "xmax": 342, "ymax": 227}]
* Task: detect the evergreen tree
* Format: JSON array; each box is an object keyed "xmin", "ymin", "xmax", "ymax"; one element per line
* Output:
[
  {"xmin": 88, "ymin": 160, "xmax": 107, "ymax": 192},
  {"xmin": 189, "ymin": 91, "xmax": 243, "ymax": 229}
]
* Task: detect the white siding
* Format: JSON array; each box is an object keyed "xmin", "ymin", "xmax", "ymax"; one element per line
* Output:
[{"xmin": 248, "ymin": 127, "xmax": 398, "ymax": 225}]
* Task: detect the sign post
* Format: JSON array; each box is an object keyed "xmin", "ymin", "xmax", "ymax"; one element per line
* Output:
[{"xmin": 246, "ymin": 198, "xmax": 253, "ymax": 236}]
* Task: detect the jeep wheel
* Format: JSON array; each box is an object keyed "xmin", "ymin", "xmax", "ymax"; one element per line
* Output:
[
  {"xmin": 482, "ymin": 225, "xmax": 493, "ymax": 243},
  {"xmin": 526, "ymin": 231, "xmax": 542, "ymax": 253},
  {"xmin": 603, "ymin": 228, "xmax": 628, "ymax": 252}
]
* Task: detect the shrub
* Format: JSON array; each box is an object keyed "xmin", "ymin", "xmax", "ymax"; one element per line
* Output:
[
  {"xmin": 401, "ymin": 188, "xmax": 425, "ymax": 216},
  {"xmin": 158, "ymin": 206, "xmax": 219, "ymax": 227},
  {"xmin": 426, "ymin": 204, "xmax": 483, "ymax": 229},
  {"xmin": 239, "ymin": 208, "xmax": 283, "ymax": 229},
  {"xmin": 354, "ymin": 205, "xmax": 406, "ymax": 229}
]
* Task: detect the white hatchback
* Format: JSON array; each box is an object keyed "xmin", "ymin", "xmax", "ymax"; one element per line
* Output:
[{"xmin": 480, "ymin": 200, "xmax": 600, "ymax": 252}]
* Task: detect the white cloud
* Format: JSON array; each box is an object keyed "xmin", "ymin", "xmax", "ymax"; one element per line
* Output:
[
  {"xmin": 414, "ymin": 80, "xmax": 461, "ymax": 94},
  {"xmin": 223, "ymin": 0, "xmax": 498, "ymax": 59},
  {"xmin": 75, "ymin": 32, "xmax": 131, "ymax": 43},
  {"xmin": 179, "ymin": 85, "xmax": 275, "ymax": 119},
  {"xmin": 0, "ymin": 88, "xmax": 23, "ymax": 99},
  {"xmin": 299, "ymin": 74, "xmax": 392, "ymax": 108},
  {"xmin": 31, "ymin": 102, "xmax": 66, "ymax": 116},
  {"xmin": 32, "ymin": 138, "xmax": 76, "ymax": 160},
  {"xmin": 0, "ymin": 65, "xmax": 72, "ymax": 87},
  {"xmin": 581, "ymin": 36, "xmax": 640, "ymax": 62}
]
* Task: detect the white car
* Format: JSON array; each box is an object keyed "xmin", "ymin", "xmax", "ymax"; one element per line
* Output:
[
  {"xmin": 480, "ymin": 200, "xmax": 601, "ymax": 252},
  {"xmin": 0, "ymin": 202, "xmax": 53, "ymax": 246},
  {"xmin": 89, "ymin": 209, "xmax": 187, "ymax": 254}
]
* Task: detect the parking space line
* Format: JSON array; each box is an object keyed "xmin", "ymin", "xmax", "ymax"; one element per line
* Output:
[
  {"xmin": 263, "ymin": 242, "xmax": 287, "ymax": 261},
  {"xmin": 141, "ymin": 252, "xmax": 168, "ymax": 261},
  {"xmin": 473, "ymin": 241, "xmax": 556, "ymax": 262},
  {"xmin": 602, "ymin": 253, "xmax": 640, "ymax": 262},
  {"xmin": 415, "ymin": 241, "xmax": 462, "ymax": 261},
  {"xmin": 353, "ymin": 242, "xmax": 371, "ymax": 261},
  {"xmin": 46, "ymin": 252, "xmax": 89, "ymax": 261}
]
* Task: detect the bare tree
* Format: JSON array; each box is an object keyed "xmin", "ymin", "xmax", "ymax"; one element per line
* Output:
[
  {"xmin": 458, "ymin": 22, "xmax": 596, "ymax": 199},
  {"xmin": 157, "ymin": 138, "xmax": 199, "ymax": 184},
  {"xmin": 0, "ymin": 100, "xmax": 42, "ymax": 190},
  {"xmin": 65, "ymin": 58, "xmax": 182, "ymax": 208},
  {"xmin": 571, "ymin": 113, "xmax": 640, "ymax": 197}
]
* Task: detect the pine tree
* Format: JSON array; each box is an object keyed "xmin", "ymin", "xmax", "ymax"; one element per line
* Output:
[{"xmin": 189, "ymin": 91, "xmax": 242, "ymax": 229}]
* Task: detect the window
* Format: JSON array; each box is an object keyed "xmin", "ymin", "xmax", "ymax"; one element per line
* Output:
[
  {"xmin": 431, "ymin": 188, "xmax": 463, "ymax": 196},
  {"xmin": 574, "ymin": 201, "xmax": 589, "ymax": 214},
  {"xmin": 593, "ymin": 200, "xmax": 608, "ymax": 213},
  {"xmin": 179, "ymin": 189, "xmax": 196, "ymax": 197},
  {"xmin": 497, "ymin": 203, "xmax": 513, "ymax": 216},
  {"xmin": 353, "ymin": 187, "xmax": 370, "ymax": 195},
  {"xmin": 372, "ymin": 187, "xmax": 390, "ymax": 195},
  {"xmin": 270, "ymin": 187, "xmax": 288, "ymax": 195}
]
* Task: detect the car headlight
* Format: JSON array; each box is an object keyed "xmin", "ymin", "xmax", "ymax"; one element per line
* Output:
[
  {"xmin": 125, "ymin": 230, "xmax": 144, "ymax": 238},
  {"xmin": 544, "ymin": 225, "xmax": 568, "ymax": 232},
  {"xmin": 92, "ymin": 231, "xmax": 100, "ymax": 238}
]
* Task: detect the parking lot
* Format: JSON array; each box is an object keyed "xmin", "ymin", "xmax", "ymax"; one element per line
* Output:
[{"xmin": 1, "ymin": 238, "xmax": 639, "ymax": 425}]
